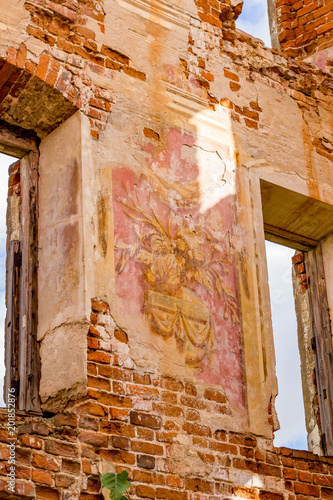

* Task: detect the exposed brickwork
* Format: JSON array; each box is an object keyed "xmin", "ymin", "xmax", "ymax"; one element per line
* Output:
[
  {"xmin": 1, "ymin": 299, "xmax": 332, "ymax": 499},
  {"xmin": 292, "ymin": 252, "xmax": 308, "ymax": 293},
  {"xmin": 276, "ymin": 0, "xmax": 333, "ymax": 58},
  {"xmin": 7, "ymin": 160, "xmax": 21, "ymax": 197},
  {"xmin": 0, "ymin": 0, "xmax": 148, "ymax": 139}
]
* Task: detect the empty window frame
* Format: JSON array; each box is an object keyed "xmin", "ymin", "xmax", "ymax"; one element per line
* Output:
[
  {"xmin": 261, "ymin": 179, "xmax": 333, "ymax": 455},
  {"xmin": 0, "ymin": 128, "xmax": 40, "ymax": 413},
  {"xmin": 265, "ymin": 240, "xmax": 308, "ymax": 450}
]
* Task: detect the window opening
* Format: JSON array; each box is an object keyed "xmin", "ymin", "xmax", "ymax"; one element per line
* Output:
[
  {"xmin": 265, "ymin": 240, "xmax": 307, "ymax": 449},
  {"xmin": 261, "ymin": 179, "xmax": 333, "ymax": 455},
  {"xmin": 235, "ymin": 0, "xmax": 272, "ymax": 47},
  {"xmin": 0, "ymin": 152, "xmax": 17, "ymax": 407}
]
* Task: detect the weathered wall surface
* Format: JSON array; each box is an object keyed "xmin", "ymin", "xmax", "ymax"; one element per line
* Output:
[
  {"xmin": 0, "ymin": 0, "xmax": 333, "ymax": 498},
  {"xmin": 275, "ymin": 0, "xmax": 333, "ymax": 70}
]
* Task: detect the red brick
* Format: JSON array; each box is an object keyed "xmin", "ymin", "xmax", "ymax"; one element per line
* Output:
[
  {"xmin": 244, "ymin": 118, "xmax": 259, "ymax": 129},
  {"xmin": 76, "ymin": 402, "xmax": 107, "ymax": 417},
  {"xmin": 180, "ymin": 395, "xmax": 208, "ymax": 411},
  {"xmin": 298, "ymin": 470, "xmax": 312, "ymax": 482},
  {"xmin": 136, "ymin": 484, "xmax": 156, "ymax": 498},
  {"xmin": 294, "ymin": 482, "xmax": 320, "ymax": 496},
  {"xmin": 132, "ymin": 441, "xmax": 164, "ymax": 455},
  {"xmin": 32, "ymin": 468, "xmax": 52, "ymax": 485},
  {"xmin": 313, "ymin": 474, "xmax": 333, "ymax": 486},
  {"xmin": 112, "ymin": 436, "xmax": 130, "ymax": 450},
  {"xmin": 133, "ymin": 373, "xmax": 151, "ymax": 385},
  {"xmin": 52, "ymin": 414, "xmax": 77, "ymax": 427},
  {"xmin": 55, "ymin": 474, "xmax": 75, "ymax": 487},
  {"xmin": 204, "ymin": 388, "xmax": 227, "ymax": 404},
  {"xmin": 91, "ymin": 298, "xmax": 109, "ymax": 313},
  {"xmin": 35, "ymin": 54, "xmax": 50, "ymax": 81},
  {"xmin": 88, "ymin": 375, "xmax": 111, "ymax": 391},
  {"xmin": 45, "ymin": 439, "xmax": 78, "ymax": 457},
  {"xmin": 88, "ymin": 363, "xmax": 97, "ymax": 375},
  {"xmin": 209, "ymin": 441, "xmax": 237, "ymax": 454},
  {"xmin": 62, "ymin": 458, "xmax": 80, "ymax": 475},
  {"xmin": 88, "ymin": 388, "xmax": 132, "ymax": 407},
  {"xmin": 35, "ymin": 485, "xmax": 60, "ymax": 500},
  {"xmin": 230, "ymin": 81, "xmax": 241, "ymax": 91},
  {"xmin": 258, "ymin": 462, "xmax": 281, "ymax": 478},
  {"xmin": 183, "ymin": 421, "xmax": 212, "ymax": 438},
  {"xmin": 185, "ymin": 477, "xmax": 214, "ymax": 493},
  {"xmin": 283, "ymin": 467, "xmax": 297, "ymax": 480},
  {"xmin": 153, "ymin": 403, "xmax": 184, "ymax": 418},
  {"xmin": 101, "ymin": 46, "xmax": 129, "ymax": 64},
  {"xmin": 224, "ymin": 68, "xmax": 239, "ymax": 81},
  {"xmin": 87, "ymin": 350, "xmax": 111, "ymax": 364},
  {"xmin": 184, "ymin": 383, "xmax": 197, "ymax": 396},
  {"xmin": 100, "ymin": 420, "xmax": 135, "ymax": 437},
  {"xmin": 130, "ymin": 411, "xmax": 162, "ymax": 429},
  {"xmin": 292, "ymin": 254, "xmax": 305, "ymax": 265},
  {"xmin": 12, "ymin": 464, "xmax": 30, "ymax": 479},
  {"xmin": 0, "ymin": 445, "xmax": 10, "ymax": 459},
  {"xmin": 127, "ymin": 384, "xmax": 159, "ymax": 399},
  {"xmin": 114, "ymin": 329, "xmax": 129, "ymax": 343},
  {"xmin": 32, "ymin": 453, "xmax": 60, "ymax": 471},
  {"xmin": 161, "ymin": 391, "xmax": 177, "ymax": 404},
  {"xmin": 98, "ymin": 365, "xmax": 132, "ymax": 381},
  {"xmin": 186, "ymin": 409, "xmax": 200, "ymax": 421},
  {"xmin": 259, "ymin": 491, "xmax": 284, "ymax": 500},
  {"xmin": 21, "ymin": 434, "xmax": 43, "ymax": 449},
  {"xmin": 79, "ymin": 415, "xmax": 99, "ymax": 431},
  {"xmin": 98, "ymin": 448, "xmax": 135, "ymax": 465},
  {"xmin": 80, "ymin": 430, "xmax": 108, "ymax": 447},
  {"xmin": 14, "ymin": 480, "xmax": 35, "ymax": 497},
  {"xmin": 233, "ymin": 486, "xmax": 258, "ymax": 499},
  {"xmin": 322, "ymin": 487, "xmax": 333, "ymax": 499},
  {"xmin": 156, "ymin": 487, "xmax": 188, "ymax": 499},
  {"xmin": 110, "ymin": 407, "xmax": 129, "ymax": 421}
]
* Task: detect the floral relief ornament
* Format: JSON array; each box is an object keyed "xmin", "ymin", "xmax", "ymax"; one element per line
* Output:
[{"xmin": 115, "ymin": 184, "xmax": 239, "ymax": 367}]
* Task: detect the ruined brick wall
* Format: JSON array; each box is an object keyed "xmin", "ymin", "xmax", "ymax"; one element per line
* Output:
[
  {"xmin": 1, "ymin": 0, "xmax": 333, "ymax": 498},
  {"xmin": 1, "ymin": 299, "xmax": 333, "ymax": 499},
  {"xmin": 275, "ymin": 0, "xmax": 333, "ymax": 58}
]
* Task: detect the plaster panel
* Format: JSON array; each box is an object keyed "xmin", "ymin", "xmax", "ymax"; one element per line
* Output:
[
  {"xmin": 39, "ymin": 322, "xmax": 88, "ymax": 412},
  {"xmin": 98, "ymin": 115, "xmax": 247, "ymax": 427},
  {"xmin": 38, "ymin": 112, "xmax": 88, "ymax": 337}
]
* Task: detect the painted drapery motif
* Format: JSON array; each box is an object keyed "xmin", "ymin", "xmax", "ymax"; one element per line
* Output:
[
  {"xmin": 112, "ymin": 128, "xmax": 244, "ymax": 412},
  {"xmin": 115, "ymin": 180, "xmax": 238, "ymax": 367}
]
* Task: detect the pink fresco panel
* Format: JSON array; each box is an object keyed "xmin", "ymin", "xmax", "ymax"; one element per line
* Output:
[{"xmin": 113, "ymin": 128, "xmax": 245, "ymax": 413}]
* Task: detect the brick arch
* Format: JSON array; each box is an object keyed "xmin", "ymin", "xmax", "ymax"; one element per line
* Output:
[{"xmin": 0, "ymin": 45, "xmax": 113, "ymax": 139}]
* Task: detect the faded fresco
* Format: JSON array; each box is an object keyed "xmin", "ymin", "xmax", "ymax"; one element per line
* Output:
[{"xmin": 113, "ymin": 128, "xmax": 245, "ymax": 412}]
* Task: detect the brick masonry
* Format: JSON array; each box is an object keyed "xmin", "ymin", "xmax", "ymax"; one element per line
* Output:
[
  {"xmin": 275, "ymin": 0, "xmax": 333, "ymax": 57},
  {"xmin": 1, "ymin": 0, "xmax": 333, "ymax": 498},
  {"xmin": 0, "ymin": 299, "xmax": 332, "ymax": 499}
]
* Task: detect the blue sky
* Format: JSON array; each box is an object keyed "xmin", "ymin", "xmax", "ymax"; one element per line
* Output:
[{"xmin": 236, "ymin": 0, "xmax": 272, "ymax": 47}]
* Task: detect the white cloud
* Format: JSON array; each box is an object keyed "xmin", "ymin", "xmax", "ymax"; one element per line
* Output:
[
  {"xmin": 236, "ymin": 0, "xmax": 272, "ymax": 47},
  {"xmin": 265, "ymin": 241, "xmax": 307, "ymax": 450}
]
